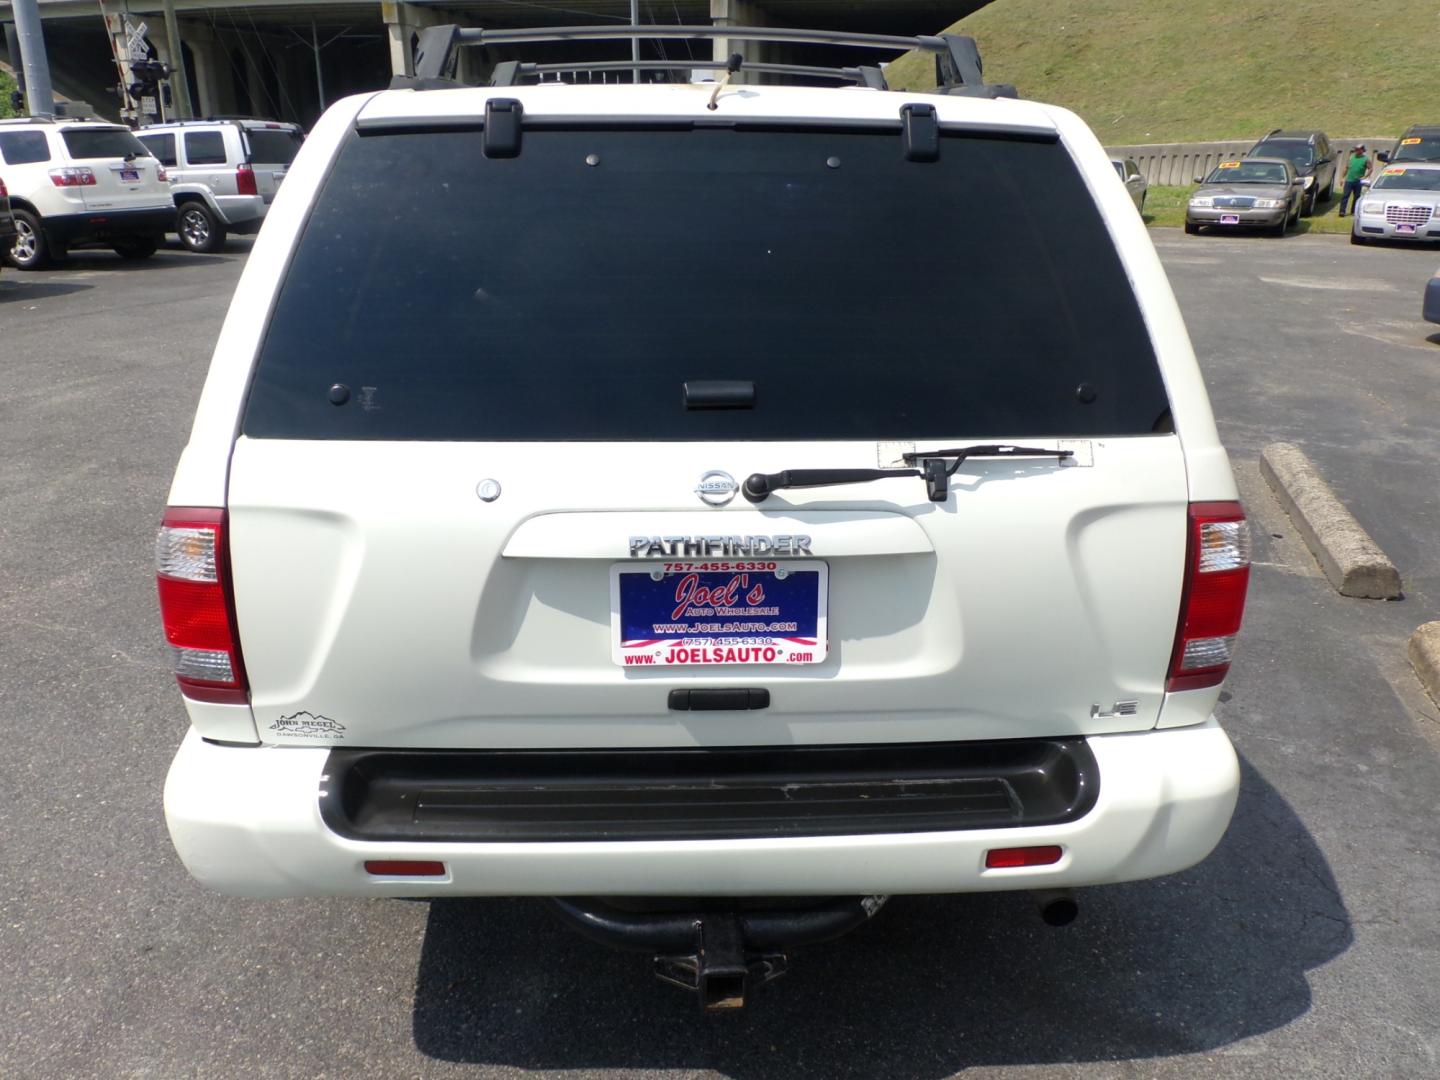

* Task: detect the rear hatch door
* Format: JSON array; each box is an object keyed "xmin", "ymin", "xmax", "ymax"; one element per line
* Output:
[
  {"xmin": 226, "ymin": 106, "xmax": 1188, "ymax": 750},
  {"xmin": 240, "ymin": 123, "xmax": 303, "ymax": 199},
  {"xmin": 61, "ymin": 126, "xmax": 170, "ymax": 212}
]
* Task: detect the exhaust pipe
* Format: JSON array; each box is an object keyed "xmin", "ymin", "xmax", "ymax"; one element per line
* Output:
[{"xmin": 1034, "ymin": 889, "xmax": 1078, "ymax": 927}]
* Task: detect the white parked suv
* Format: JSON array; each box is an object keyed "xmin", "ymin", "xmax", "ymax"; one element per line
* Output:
[
  {"xmin": 136, "ymin": 118, "xmax": 302, "ymax": 252},
  {"xmin": 159, "ymin": 25, "xmax": 1249, "ymax": 1009},
  {"xmin": 0, "ymin": 116, "xmax": 172, "ymax": 268}
]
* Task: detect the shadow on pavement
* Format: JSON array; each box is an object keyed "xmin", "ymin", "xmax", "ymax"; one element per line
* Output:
[
  {"xmin": 0, "ymin": 278, "xmax": 94, "ymax": 300},
  {"xmin": 409, "ymin": 755, "xmax": 1349, "ymax": 1078},
  {"xmin": 44, "ymin": 251, "xmax": 234, "ymax": 272}
]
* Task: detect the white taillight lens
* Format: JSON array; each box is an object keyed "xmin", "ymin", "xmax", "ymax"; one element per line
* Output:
[
  {"xmin": 1179, "ymin": 634, "xmax": 1238, "ymax": 670},
  {"xmin": 156, "ymin": 508, "xmax": 248, "ymax": 705},
  {"xmin": 156, "ymin": 526, "xmax": 219, "ymax": 581},
  {"xmin": 170, "ymin": 645, "xmax": 236, "ymax": 683},
  {"xmin": 49, "ymin": 167, "xmax": 96, "ymax": 187},
  {"xmin": 1196, "ymin": 519, "xmax": 1251, "ymax": 573},
  {"xmin": 1168, "ymin": 502, "xmax": 1250, "ymax": 693}
]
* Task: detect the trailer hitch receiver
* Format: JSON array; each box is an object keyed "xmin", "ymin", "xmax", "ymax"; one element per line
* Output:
[
  {"xmin": 654, "ymin": 913, "xmax": 787, "ymax": 1009},
  {"xmin": 547, "ymin": 895, "xmax": 887, "ymax": 1010}
]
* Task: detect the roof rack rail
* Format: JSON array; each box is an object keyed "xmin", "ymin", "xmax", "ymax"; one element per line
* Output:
[
  {"xmin": 491, "ymin": 58, "xmax": 889, "ymax": 90},
  {"xmin": 399, "ymin": 24, "xmax": 1017, "ymax": 99},
  {"xmin": 138, "ymin": 116, "xmax": 288, "ymax": 127}
]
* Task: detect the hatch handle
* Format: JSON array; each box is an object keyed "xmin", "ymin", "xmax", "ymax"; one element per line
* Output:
[{"xmin": 483, "ymin": 98, "xmax": 524, "ymax": 158}]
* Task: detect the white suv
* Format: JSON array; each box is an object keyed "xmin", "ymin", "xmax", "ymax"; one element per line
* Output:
[
  {"xmin": 136, "ymin": 118, "xmax": 303, "ymax": 252},
  {"xmin": 159, "ymin": 25, "xmax": 1248, "ymax": 1008},
  {"xmin": 0, "ymin": 116, "xmax": 172, "ymax": 268}
]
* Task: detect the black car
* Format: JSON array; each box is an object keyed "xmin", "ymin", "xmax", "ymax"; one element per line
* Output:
[
  {"xmin": 1246, "ymin": 129, "xmax": 1336, "ymax": 215},
  {"xmin": 1425, "ymin": 266, "xmax": 1440, "ymax": 326},
  {"xmin": 1379, "ymin": 125, "xmax": 1440, "ymax": 166},
  {"xmin": 0, "ymin": 175, "xmax": 14, "ymax": 277}
]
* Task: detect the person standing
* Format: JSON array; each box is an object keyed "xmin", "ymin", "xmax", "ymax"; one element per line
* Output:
[{"xmin": 1338, "ymin": 145, "xmax": 1369, "ymax": 216}]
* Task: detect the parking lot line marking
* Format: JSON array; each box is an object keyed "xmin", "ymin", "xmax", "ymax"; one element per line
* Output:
[{"xmin": 1257, "ymin": 276, "xmax": 1392, "ymax": 292}]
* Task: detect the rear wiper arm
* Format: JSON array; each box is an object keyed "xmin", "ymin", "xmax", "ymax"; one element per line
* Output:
[{"xmin": 742, "ymin": 445, "xmax": 1073, "ymax": 504}]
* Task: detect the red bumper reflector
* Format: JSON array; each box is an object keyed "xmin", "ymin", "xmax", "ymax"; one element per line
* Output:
[
  {"xmin": 985, "ymin": 845, "xmax": 1063, "ymax": 869},
  {"xmin": 364, "ymin": 860, "xmax": 446, "ymax": 877}
]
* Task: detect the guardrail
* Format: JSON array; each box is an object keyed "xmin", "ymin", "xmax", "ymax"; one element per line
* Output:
[{"xmin": 1105, "ymin": 137, "xmax": 1397, "ymax": 186}]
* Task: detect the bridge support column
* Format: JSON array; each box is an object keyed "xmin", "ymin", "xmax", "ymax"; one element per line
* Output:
[{"xmin": 710, "ymin": 0, "xmax": 767, "ymax": 83}]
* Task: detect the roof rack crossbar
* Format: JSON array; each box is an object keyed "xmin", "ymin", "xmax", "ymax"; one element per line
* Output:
[
  {"xmin": 450, "ymin": 24, "xmax": 946, "ymax": 52},
  {"xmin": 411, "ymin": 23, "xmax": 1012, "ymax": 97},
  {"xmin": 495, "ymin": 59, "xmax": 874, "ymax": 87}
]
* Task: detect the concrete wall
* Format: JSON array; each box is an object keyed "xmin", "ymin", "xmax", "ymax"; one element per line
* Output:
[{"xmin": 1106, "ymin": 137, "xmax": 1398, "ymax": 187}]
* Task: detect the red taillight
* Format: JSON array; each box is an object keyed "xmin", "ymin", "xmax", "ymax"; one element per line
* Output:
[
  {"xmin": 985, "ymin": 846, "xmax": 1063, "ymax": 869},
  {"xmin": 156, "ymin": 164, "xmax": 169, "ymax": 182},
  {"xmin": 1167, "ymin": 501, "xmax": 1251, "ymax": 693},
  {"xmin": 365, "ymin": 861, "xmax": 446, "ymax": 877},
  {"xmin": 0, "ymin": 177, "xmax": 7, "ymax": 197},
  {"xmin": 49, "ymin": 167, "xmax": 97, "ymax": 187},
  {"xmin": 236, "ymin": 163, "xmax": 257, "ymax": 196},
  {"xmin": 156, "ymin": 507, "xmax": 249, "ymax": 705}
]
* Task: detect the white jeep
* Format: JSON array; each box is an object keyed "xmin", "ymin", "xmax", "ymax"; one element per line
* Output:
[{"xmin": 158, "ymin": 24, "xmax": 1248, "ymax": 1008}]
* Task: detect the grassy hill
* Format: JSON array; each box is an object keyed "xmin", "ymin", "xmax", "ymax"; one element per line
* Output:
[
  {"xmin": 0, "ymin": 68, "xmax": 16, "ymax": 119},
  {"xmin": 886, "ymin": 0, "xmax": 1436, "ymax": 144}
]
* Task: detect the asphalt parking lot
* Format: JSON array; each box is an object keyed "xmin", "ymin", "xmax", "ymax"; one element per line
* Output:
[{"xmin": 2, "ymin": 232, "xmax": 1440, "ymax": 1079}]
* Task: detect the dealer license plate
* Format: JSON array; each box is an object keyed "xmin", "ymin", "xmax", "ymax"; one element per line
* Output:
[
  {"xmin": 120, "ymin": 168, "xmax": 140, "ymax": 183},
  {"xmin": 1397, "ymin": 223, "xmax": 1417, "ymax": 235},
  {"xmin": 1219, "ymin": 214, "xmax": 1240, "ymax": 225},
  {"xmin": 611, "ymin": 561, "xmax": 828, "ymax": 667}
]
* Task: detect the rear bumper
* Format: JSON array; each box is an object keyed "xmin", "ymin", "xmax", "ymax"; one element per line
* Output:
[
  {"xmin": 165, "ymin": 719, "xmax": 1239, "ymax": 898},
  {"xmin": 213, "ymin": 194, "xmax": 266, "ymax": 229},
  {"xmin": 45, "ymin": 206, "xmax": 173, "ymax": 245}
]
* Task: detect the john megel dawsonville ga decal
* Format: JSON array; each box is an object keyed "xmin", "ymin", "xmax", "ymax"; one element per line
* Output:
[{"xmin": 269, "ymin": 711, "xmax": 347, "ymax": 739}]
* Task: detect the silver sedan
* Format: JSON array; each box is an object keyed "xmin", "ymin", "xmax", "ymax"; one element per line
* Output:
[
  {"xmin": 1351, "ymin": 163, "xmax": 1440, "ymax": 245},
  {"xmin": 1185, "ymin": 158, "xmax": 1303, "ymax": 236}
]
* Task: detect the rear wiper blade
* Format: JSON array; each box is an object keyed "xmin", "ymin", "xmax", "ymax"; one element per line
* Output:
[{"xmin": 742, "ymin": 445, "xmax": 1072, "ymax": 504}]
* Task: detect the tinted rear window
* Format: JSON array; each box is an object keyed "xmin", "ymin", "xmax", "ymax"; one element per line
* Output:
[
  {"xmin": 1253, "ymin": 141, "xmax": 1313, "ymax": 166},
  {"xmin": 138, "ymin": 132, "xmax": 177, "ymax": 167},
  {"xmin": 244, "ymin": 129, "xmax": 302, "ymax": 165},
  {"xmin": 61, "ymin": 128, "xmax": 148, "ymax": 160},
  {"xmin": 0, "ymin": 130, "xmax": 49, "ymax": 165},
  {"xmin": 244, "ymin": 125, "xmax": 1168, "ymax": 441},
  {"xmin": 184, "ymin": 131, "xmax": 227, "ymax": 165}
]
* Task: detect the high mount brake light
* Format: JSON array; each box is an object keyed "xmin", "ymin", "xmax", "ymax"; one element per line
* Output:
[
  {"xmin": 156, "ymin": 508, "xmax": 249, "ymax": 705},
  {"xmin": 1167, "ymin": 502, "xmax": 1250, "ymax": 693},
  {"xmin": 236, "ymin": 163, "xmax": 258, "ymax": 196}
]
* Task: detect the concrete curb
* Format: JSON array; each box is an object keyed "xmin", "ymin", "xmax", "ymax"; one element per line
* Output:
[
  {"xmin": 1408, "ymin": 623, "xmax": 1440, "ymax": 707},
  {"xmin": 1259, "ymin": 442, "xmax": 1402, "ymax": 599}
]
